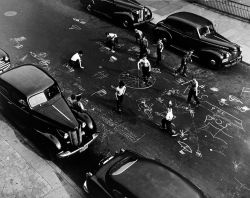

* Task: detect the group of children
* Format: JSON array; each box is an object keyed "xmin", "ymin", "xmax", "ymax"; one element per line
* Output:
[{"xmin": 68, "ymin": 29, "xmax": 200, "ymax": 135}]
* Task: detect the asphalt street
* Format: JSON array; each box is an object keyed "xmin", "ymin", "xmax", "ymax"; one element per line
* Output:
[{"xmin": 0, "ymin": 0, "xmax": 250, "ymax": 197}]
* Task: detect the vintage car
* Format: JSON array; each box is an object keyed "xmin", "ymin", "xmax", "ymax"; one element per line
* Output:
[
  {"xmin": 154, "ymin": 12, "xmax": 242, "ymax": 69},
  {"xmin": 80, "ymin": 0, "xmax": 152, "ymax": 28},
  {"xmin": 83, "ymin": 149, "xmax": 206, "ymax": 198},
  {"xmin": 0, "ymin": 65, "xmax": 98, "ymax": 159},
  {"xmin": 0, "ymin": 49, "xmax": 10, "ymax": 73}
]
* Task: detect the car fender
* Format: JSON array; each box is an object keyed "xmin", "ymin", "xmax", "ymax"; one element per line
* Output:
[
  {"xmin": 113, "ymin": 12, "xmax": 134, "ymax": 22},
  {"xmin": 35, "ymin": 129, "xmax": 62, "ymax": 150},
  {"xmin": 199, "ymin": 48, "xmax": 223, "ymax": 60},
  {"xmin": 154, "ymin": 27, "xmax": 172, "ymax": 39}
]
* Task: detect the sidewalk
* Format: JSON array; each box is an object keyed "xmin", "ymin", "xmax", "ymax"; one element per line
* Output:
[
  {"xmin": 138, "ymin": 0, "xmax": 250, "ymax": 64},
  {"xmin": 0, "ymin": 119, "xmax": 84, "ymax": 198}
]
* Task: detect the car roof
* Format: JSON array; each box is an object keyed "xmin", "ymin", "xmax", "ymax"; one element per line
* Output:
[
  {"xmin": 0, "ymin": 65, "xmax": 55, "ymax": 97},
  {"xmin": 168, "ymin": 12, "xmax": 212, "ymax": 28},
  {"xmin": 109, "ymin": 154, "xmax": 204, "ymax": 198}
]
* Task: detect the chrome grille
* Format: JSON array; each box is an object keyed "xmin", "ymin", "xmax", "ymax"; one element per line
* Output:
[{"xmin": 0, "ymin": 61, "xmax": 10, "ymax": 73}]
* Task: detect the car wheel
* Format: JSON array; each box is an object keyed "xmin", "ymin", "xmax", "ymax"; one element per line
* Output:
[
  {"xmin": 206, "ymin": 56, "xmax": 220, "ymax": 69},
  {"xmin": 120, "ymin": 17, "xmax": 133, "ymax": 29}
]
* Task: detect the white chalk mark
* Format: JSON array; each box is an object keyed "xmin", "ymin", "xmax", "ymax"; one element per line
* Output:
[
  {"xmin": 151, "ymin": 68, "xmax": 161, "ymax": 73},
  {"xmin": 233, "ymin": 161, "xmax": 242, "ymax": 172},
  {"xmin": 198, "ymin": 122, "xmax": 232, "ymax": 145},
  {"xmin": 235, "ymin": 106, "xmax": 250, "ymax": 112},
  {"xmin": 240, "ymin": 87, "xmax": 250, "ymax": 97},
  {"xmin": 178, "ymin": 141, "xmax": 192, "ymax": 154},
  {"xmin": 4, "ymin": 11, "xmax": 17, "ymax": 16},
  {"xmin": 234, "ymin": 177, "xmax": 250, "ymax": 191},
  {"xmin": 73, "ymin": 18, "xmax": 86, "ymax": 24},
  {"xmin": 229, "ymin": 95, "xmax": 243, "ymax": 104},
  {"xmin": 92, "ymin": 71, "xmax": 109, "ymax": 79},
  {"xmin": 137, "ymin": 98, "xmax": 154, "ymax": 120},
  {"xmin": 218, "ymin": 98, "xmax": 229, "ymax": 106},
  {"xmin": 202, "ymin": 101, "xmax": 245, "ymax": 131},
  {"xmin": 91, "ymin": 89, "xmax": 107, "ymax": 96},
  {"xmin": 69, "ymin": 24, "xmax": 81, "ymax": 30},
  {"xmin": 210, "ymin": 87, "xmax": 219, "ymax": 92},
  {"xmin": 209, "ymin": 148, "xmax": 226, "ymax": 156}
]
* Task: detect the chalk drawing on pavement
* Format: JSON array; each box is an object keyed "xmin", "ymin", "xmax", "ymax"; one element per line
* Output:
[
  {"xmin": 234, "ymin": 177, "xmax": 250, "ymax": 191},
  {"xmin": 151, "ymin": 68, "xmax": 161, "ymax": 73},
  {"xmin": 69, "ymin": 25, "xmax": 81, "ymax": 30},
  {"xmin": 240, "ymin": 87, "xmax": 250, "ymax": 98},
  {"xmin": 219, "ymin": 98, "xmax": 229, "ymax": 106},
  {"xmin": 92, "ymin": 71, "xmax": 109, "ymax": 79},
  {"xmin": 198, "ymin": 114, "xmax": 233, "ymax": 145},
  {"xmin": 137, "ymin": 98, "xmax": 154, "ymax": 120},
  {"xmin": 62, "ymin": 63, "xmax": 74, "ymax": 72},
  {"xmin": 210, "ymin": 87, "xmax": 219, "ymax": 92},
  {"xmin": 4, "ymin": 11, "xmax": 17, "ymax": 16},
  {"xmin": 233, "ymin": 161, "xmax": 242, "ymax": 172},
  {"xmin": 128, "ymin": 46, "xmax": 140, "ymax": 53},
  {"xmin": 202, "ymin": 101, "xmax": 245, "ymax": 132},
  {"xmin": 91, "ymin": 89, "xmax": 107, "ymax": 97},
  {"xmin": 209, "ymin": 148, "xmax": 226, "ymax": 157},
  {"xmin": 178, "ymin": 141, "xmax": 192, "ymax": 155},
  {"xmin": 229, "ymin": 95, "xmax": 243, "ymax": 104},
  {"xmin": 30, "ymin": 52, "xmax": 50, "ymax": 69},
  {"xmin": 19, "ymin": 54, "xmax": 28, "ymax": 62},
  {"xmin": 235, "ymin": 106, "xmax": 250, "ymax": 112},
  {"xmin": 10, "ymin": 36, "xmax": 26, "ymax": 49},
  {"xmin": 73, "ymin": 18, "xmax": 86, "ymax": 24}
]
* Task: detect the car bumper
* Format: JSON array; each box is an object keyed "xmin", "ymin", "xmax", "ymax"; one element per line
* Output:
[
  {"xmin": 223, "ymin": 55, "xmax": 242, "ymax": 68},
  {"xmin": 57, "ymin": 133, "xmax": 98, "ymax": 158}
]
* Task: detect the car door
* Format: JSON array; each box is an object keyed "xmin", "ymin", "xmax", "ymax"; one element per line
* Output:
[
  {"xmin": 162, "ymin": 19, "xmax": 186, "ymax": 48},
  {"xmin": 182, "ymin": 25, "xmax": 201, "ymax": 51},
  {"xmin": 8, "ymin": 88, "xmax": 30, "ymax": 125}
]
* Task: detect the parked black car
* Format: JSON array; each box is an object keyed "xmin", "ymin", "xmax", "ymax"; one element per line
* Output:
[
  {"xmin": 80, "ymin": 0, "xmax": 152, "ymax": 28},
  {"xmin": 0, "ymin": 65, "xmax": 98, "ymax": 159},
  {"xmin": 83, "ymin": 149, "xmax": 206, "ymax": 198},
  {"xmin": 154, "ymin": 12, "xmax": 242, "ymax": 69},
  {"xmin": 0, "ymin": 49, "xmax": 10, "ymax": 73}
]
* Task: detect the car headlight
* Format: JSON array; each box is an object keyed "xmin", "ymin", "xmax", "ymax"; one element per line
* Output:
[
  {"xmin": 82, "ymin": 122, "xmax": 86, "ymax": 128},
  {"xmin": 64, "ymin": 133, "xmax": 69, "ymax": 139},
  {"xmin": 4, "ymin": 56, "xmax": 9, "ymax": 62}
]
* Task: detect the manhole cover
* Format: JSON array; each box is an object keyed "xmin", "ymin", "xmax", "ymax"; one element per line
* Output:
[
  {"xmin": 119, "ymin": 69, "xmax": 156, "ymax": 89},
  {"xmin": 4, "ymin": 11, "xmax": 17, "ymax": 16}
]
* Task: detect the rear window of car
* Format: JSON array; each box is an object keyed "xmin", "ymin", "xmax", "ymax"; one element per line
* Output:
[
  {"xmin": 28, "ymin": 92, "xmax": 47, "ymax": 108},
  {"xmin": 28, "ymin": 84, "xmax": 60, "ymax": 108}
]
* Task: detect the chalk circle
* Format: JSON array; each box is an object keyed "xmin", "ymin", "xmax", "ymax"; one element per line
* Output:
[
  {"xmin": 4, "ymin": 11, "xmax": 17, "ymax": 16},
  {"xmin": 119, "ymin": 69, "xmax": 156, "ymax": 89}
]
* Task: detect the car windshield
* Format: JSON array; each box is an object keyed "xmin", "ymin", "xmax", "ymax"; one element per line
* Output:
[{"xmin": 28, "ymin": 84, "xmax": 60, "ymax": 108}]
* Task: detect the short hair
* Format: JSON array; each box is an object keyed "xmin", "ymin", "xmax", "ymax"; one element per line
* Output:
[
  {"xmin": 71, "ymin": 94, "xmax": 76, "ymax": 100},
  {"xmin": 119, "ymin": 81, "xmax": 125, "ymax": 87},
  {"xmin": 78, "ymin": 50, "xmax": 83, "ymax": 55},
  {"xmin": 76, "ymin": 93, "xmax": 82, "ymax": 101}
]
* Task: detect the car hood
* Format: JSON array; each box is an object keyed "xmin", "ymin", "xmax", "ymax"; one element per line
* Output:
[
  {"xmin": 203, "ymin": 32, "xmax": 239, "ymax": 51},
  {"xmin": 34, "ymin": 96, "xmax": 78, "ymax": 129},
  {"xmin": 115, "ymin": 0, "xmax": 143, "ymax": 10}
]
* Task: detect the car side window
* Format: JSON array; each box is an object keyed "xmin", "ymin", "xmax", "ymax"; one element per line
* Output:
[
  {"xmin": 184, "ymin": 25, "xmax": 199, "ymax": 38},
  {"xmin": 11, "ymin": 91, "xmax": 28, "ymax": 108},
  {"xmin": 164, "ymin": 19, "xmax": 179, "ymax": 32}
]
